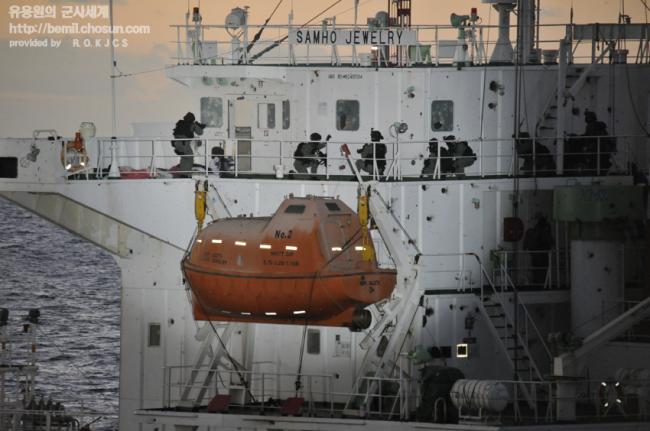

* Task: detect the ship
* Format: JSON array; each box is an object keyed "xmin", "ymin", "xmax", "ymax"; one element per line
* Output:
[{"xmin": 1, "ymin": 0, "xmax": 650, "ymax": 430}]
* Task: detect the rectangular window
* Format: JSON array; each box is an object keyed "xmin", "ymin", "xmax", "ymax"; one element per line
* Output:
[
  {"xmin": 431, "ymin": 100, "xmax": 454, "ymax": 131},
  {"xmin": 200, "ymin": 97, "xmax": 223, "ymax": 128},
  {"xmin": 307, "ymin": 329, "xmax": 321, "ymax": 354},
  {"xmin": 282, "ymin": 100, "xmax": 290, "ymax": 129},
  {"xmin": 325, "ymin": 202, "xmax": 341, "ymax": 211},
  {"xmin": 257, "ymin": 103, "xmax": 276, "ymax": 129},
  {"xmin": 0, "ymin": 157, "xmax": 18, "ymax": 178},
  {"xmin": 336, "ymin": 100, "xmax": 360, "ymax": 131},
  {"xmin": 285, "ymin": 204, "xmax": 305, "ymax": 214},
  {"xmin": 148, "ymin": 323, "xmax": 161, "ymax": 347}
]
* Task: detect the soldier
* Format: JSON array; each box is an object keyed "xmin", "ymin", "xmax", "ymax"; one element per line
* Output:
[
  {"xmin": 356, "ymin": 129, "xmax": 387, "ymax": 177},
  {"xmin": 444, "ymin": 135, "xmax": 476, "ymax": 175},
  {"xmin": 421, "ymin": 138, "xmax": 452, "ymax": 178},
  {"xmin": 172, "ymin": 112, "xmax": 206, "ymax": 177},
  {"xmin": 293, "ymin": 133, "xmax": 330, "ymax": 174}
]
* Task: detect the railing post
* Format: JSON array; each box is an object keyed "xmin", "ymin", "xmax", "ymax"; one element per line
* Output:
[
  {"xmin": 532, "ymin": 135, "xmax": 537, "ymax": 176},
  {"xmin": 261, "ymin": 372, "xmax": 265, "ymax": 414},
  {"xmin": 596, "ymin": 136, "xmax": 601, "ymax": 175}
]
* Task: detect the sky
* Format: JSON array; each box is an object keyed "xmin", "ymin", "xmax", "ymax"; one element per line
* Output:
[{"xmin": 0, "ymin": 0, "xmax": 648, "ymax": 137}]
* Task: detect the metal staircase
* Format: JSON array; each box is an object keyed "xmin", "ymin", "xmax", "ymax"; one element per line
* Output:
[
  {"xmin": 178, "ymin": 322, "xmax": 246, "ymax": 407},
  {"xmin": 473, "ymin": 255, "xmax": 552, "ymax": 411}
]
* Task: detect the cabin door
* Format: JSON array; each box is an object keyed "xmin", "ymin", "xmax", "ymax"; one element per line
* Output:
[
  {"xmin": 229, "ymin": 97, "xmax": 284, "ymax": 174},
  {"xmin": 229, "ymin": 99, "xmax": 254, "ymax": 172}
]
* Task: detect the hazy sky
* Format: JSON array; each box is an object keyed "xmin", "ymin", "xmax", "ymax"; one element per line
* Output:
[{"xmin": 0, "ymin": 0, "xmax": 647, "ymax": 137}]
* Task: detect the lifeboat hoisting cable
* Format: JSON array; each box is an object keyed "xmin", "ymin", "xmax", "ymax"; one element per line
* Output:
[{"xmin": 182, "ymin": 179, "xmax": 257, "ymax": 403}]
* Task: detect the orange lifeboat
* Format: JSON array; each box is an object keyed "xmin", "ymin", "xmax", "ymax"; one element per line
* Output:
[{"xmin": 182, "ymin": 196, "xmax": 396, "ymax": 330}]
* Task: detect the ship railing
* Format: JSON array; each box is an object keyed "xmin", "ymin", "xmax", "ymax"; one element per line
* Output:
[
  {"xmin": 158, "ymin": 367, "xmax": 650, "ymax": 424},
  {"xmin": 490, "ymin": 249, "xmax": 567, "ymax": 290},
  {"xmin": 162, "ymin": 365, "xmax": 413, "ymax": 419},
  {"xmin": 86, "ymin": 134, "xmax": 644, "ymax": 181},
  {"xmin": 0, "ymin": 408, "xmax": 118, "ymax": 431},
  {"xmin": 170, "ymin": 22, "xmax": 650, "ymax": 67}
]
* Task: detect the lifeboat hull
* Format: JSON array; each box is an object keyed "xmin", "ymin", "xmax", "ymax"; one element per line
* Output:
[
  {"xmin": 182, "ymin": 196, "xmax": 397, "ymax": 329},
  {"xmin": 185, "ymin": 263, "xmax": 396, "ymax": 328}
]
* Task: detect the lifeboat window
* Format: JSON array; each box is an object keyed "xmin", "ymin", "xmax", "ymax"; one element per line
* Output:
[
  {"xmin": 325, "ymin": 202, "xmax": 341, "ymax": 211},
  {"xmin": 257, "ymin": 103, "xmax": 276, "ymax": 129},
  {"xmin": 307, "ymin": 329, "xmax": 321, "ymax": 355},
  {"xmin": 285, "ymin": 204, "xmax": 305, "ymax": 214},
  {"xmin": 282, "ymin": 100, "xmax": 290, "ymax": 129},
  {"xmin": 336, "ymin": 100, "xmax": 360, "ymax": 131},
  {"xmin": 200, "ymin": 97, "xmax": 223, "ymax": 128},
  {"xmin": 431, "ymin": 100, "xmax": 454, "ymax": 132},
  {"xmin": 148, "ymin": 323, "xmax": 161, "ymax": 347}
]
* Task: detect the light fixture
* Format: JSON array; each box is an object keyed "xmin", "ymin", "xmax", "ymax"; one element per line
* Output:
[
  {"xmin": 456, "ymin": 343, "xmax": 468, "ymax": 358},
  {"xmin": 241, "ymin": 312, "xmax": 251, "ymax": 316},
  {"xmin": 211, "ymin": 239, "xmax": 222, "ymax": 244},
  {"xmin": 331, "ymin": 247, "xmax": 342, "ymax": 252},
  {"xmin": 196, "ymin": 239, "xmax": 203, "ymax": 243},
  {"xmin": 285, "ymin": 245, "xmax": 298, "ymax": 251},
  {"xmin": 235, "ymin": 241, "xmax": 247, "ymax": 246},
  {"xmin": 259, "ymin": 244, "xmax": 271, "ymax": 249},
  {"xmin": 293, "ymin": 310, "xmax": 306, "ymax": 315},
  {"xmin": 265, "ymin": 312, "xmax": 277, "ymax": 316},
  {"xmin": 355, "ymin": 246, "xmax": 365, "ymax": 251},
  {"xmin": 65, "ymin": 164, "xmax": 72, "ymax": 170}
]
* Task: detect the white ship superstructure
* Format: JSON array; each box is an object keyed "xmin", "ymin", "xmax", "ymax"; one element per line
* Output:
[{"xmin": 1, "ymin": 1, "xmax": 650, "ymax": 430}]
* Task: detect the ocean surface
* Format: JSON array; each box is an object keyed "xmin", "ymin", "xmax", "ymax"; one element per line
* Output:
[{"xmin": 0, "ymin": 197, "xmax": 120, "ymax": 430}]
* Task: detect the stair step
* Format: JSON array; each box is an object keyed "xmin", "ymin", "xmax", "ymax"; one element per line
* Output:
[
  {"xmin": 483, "ymin": 303, "xmax": 501, "ymax": 308},
  {"xmin": 544, "ymin": 115, "xmax": 557, "ymax": 120},
  {"xmin": 494, "ymin": 325, "xmax": 513, "ymax": 329},
  {"xmin": 540, "ymin": 126, "xmax": 554, "ymax": 130},
  {"xmin": 488, "ymin": 313, "xmax": 505, "ymax": 318}
]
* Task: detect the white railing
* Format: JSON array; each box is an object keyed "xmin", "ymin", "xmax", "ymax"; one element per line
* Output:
[
  {"xmin": 159, "ymin": 363, "xmax": 650, "ymax": 425},
  {"xmin": 83, "ymin": 134, "xmax": 640, "ymax": 181},
  {"xmin": 492, "ymin": 249, "xmax": 567, "ymax": 290},
  {"xmin": 163, "ymin": 365, "xmax": 411, "ymax": 419},
  {"xmin": 171, "ymin": 22, "xmax": 650, "ymax": 67}
]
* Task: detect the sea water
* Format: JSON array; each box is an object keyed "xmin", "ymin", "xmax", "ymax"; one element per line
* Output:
[{"xmin": 0, "ymin": 197, "xmax": 120, "ymax": 429}]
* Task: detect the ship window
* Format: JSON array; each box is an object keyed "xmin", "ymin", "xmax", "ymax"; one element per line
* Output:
[
  {"xmin": 200, "ymin": 97, "xmax": 223, "ymax": 128},
  {"xmin": 148, "ymin": 323, "xmax": 161, "ymax": 347},
  {"xmin": 307, "ymin": 329, "xmax": 321, "ymax": 354},
  {"xmin": 282, "ymin": 100, "xmax": 290, "ymax": 129},
  {"xmin": 285, "ymin": 204, "xmax": 305, "ymax": 214},
  {"xmin": 257, "ymin": 103, "xmax": 276, "ymax": 129},
  {"xmin": 336, "ymin": 100, "xmax": 360, "ymax": 131},
  {"xmin": 325, "ymin": 202, "xmax": 341, "ymax": 211},
  {"xmin": 0, "ymin": 157, "xmax": 18, "ymax": 178},
  {"xmin": 431, "ymin": 100, "xmax": 454, "ymax": 132}
]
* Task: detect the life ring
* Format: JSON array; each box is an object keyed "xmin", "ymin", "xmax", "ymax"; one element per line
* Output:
[
  {"xmin": 61, "ymin": 132, "xmax": 89, "ymax": 173},
  {"xmin": 598, "ymin": 380, "xmax": 625, "ymax": 415}
]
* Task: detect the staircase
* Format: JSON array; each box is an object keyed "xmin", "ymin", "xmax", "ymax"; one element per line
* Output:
[
  {"xmin": 473, "ymin": 255, "xmax": 552, "ymax": 411},
  {"xmin": 178, "ymin": 322, "xmax": 247, "ymax": 407}
]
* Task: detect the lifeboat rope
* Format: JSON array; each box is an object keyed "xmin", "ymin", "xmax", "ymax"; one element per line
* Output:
[{"xmin": 181, "ymin": 227, "xmax": 257, "ymax": 403}]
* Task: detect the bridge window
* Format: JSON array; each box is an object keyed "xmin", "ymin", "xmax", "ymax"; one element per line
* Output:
[
  {"xmin": 200, "ymin": 97, "xmax": 223, "ymax": 128},
  {"xmin": 325, "ymin": 202, "xmax": 341, "ymax": 211},
  {"xmin": 336, "ymin": 100, "xmax": 360, "ymax": 131},
  {"xmin": 307, "ymin": 329, "xmax": 321, "ymax": 354},
  {"xmin": 431, "ymin": 100, "xmax": 454, "ymax": 132},
  {"xmin": 282, "ymin": 100, "xmax": 290, "ymax": 129},
  {"xmin": 257, "ymin": 103, "xmax": 276, "ymax": 129}
]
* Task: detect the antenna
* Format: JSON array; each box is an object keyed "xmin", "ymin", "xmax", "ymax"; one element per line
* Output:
[{"xmin": 109, "ymin": 0, "xmax": 117, "ymax": 137}]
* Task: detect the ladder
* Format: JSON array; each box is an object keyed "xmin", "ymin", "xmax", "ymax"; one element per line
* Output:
[
  {"xmin": 473, "ymin": 255, "xmax": 552, "ymax": 411},
  {"xmin": 178, "ymin": 323, "xmax": 245, "ymax": 407}
]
